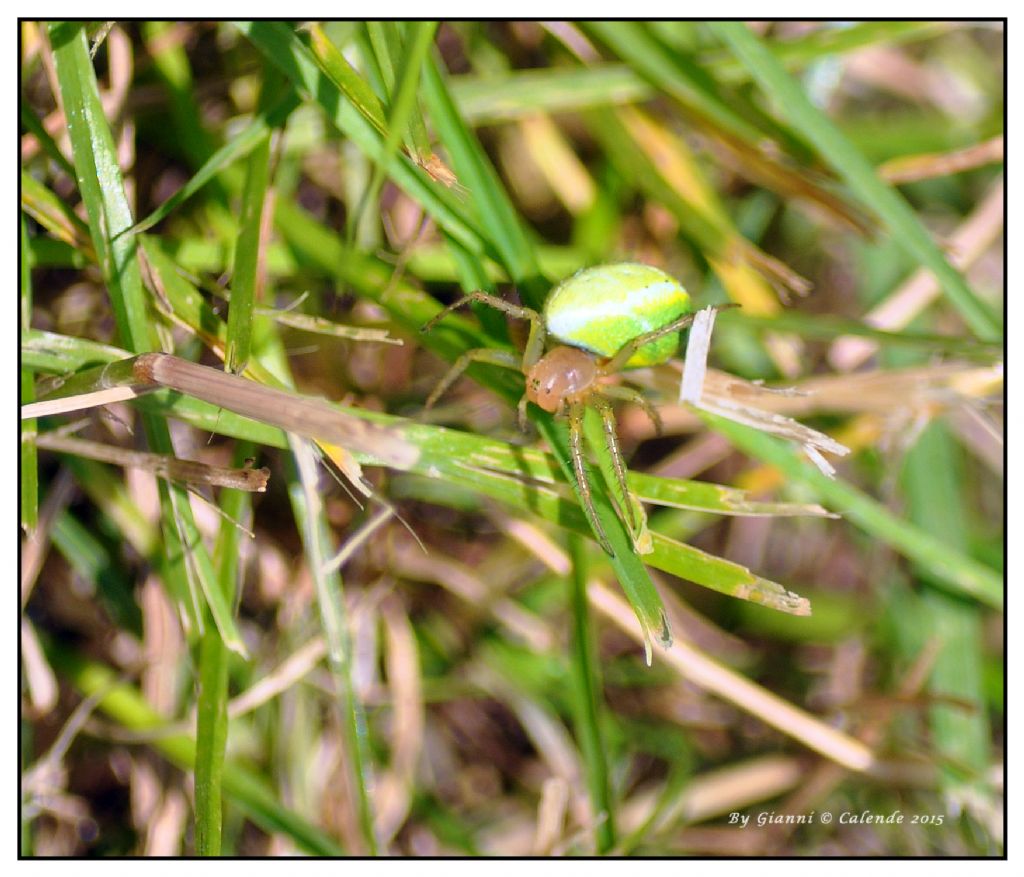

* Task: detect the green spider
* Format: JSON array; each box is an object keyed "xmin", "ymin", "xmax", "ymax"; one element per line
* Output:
[{"xmin": 422, "ymin": 263, "xmax": 702, "ymax": 553}]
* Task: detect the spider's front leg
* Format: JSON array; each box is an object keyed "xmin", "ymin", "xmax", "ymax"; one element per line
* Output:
[
  {"xmin": 420, "ymin": 290, "xmax": 548, "ymax": 371},
  {"xmin": 424, "ymin": 348, "xmax": 521, "ymax": 409},
  {"xmin": 567, "ymin": 400, "xmax": 613, "ymax": 554}
]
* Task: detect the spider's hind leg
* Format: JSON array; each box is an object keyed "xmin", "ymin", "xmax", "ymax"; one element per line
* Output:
[
  {"xmin": 599, "ymin": 383, "xmax": 664, "ymax": 437},
  {"xmin": 592, "ymin": 395, "xmax": 636, "ymax": 530},
  {"xmin": 567, "ymin": 401, "xmax": 613, "ymax": 554}
]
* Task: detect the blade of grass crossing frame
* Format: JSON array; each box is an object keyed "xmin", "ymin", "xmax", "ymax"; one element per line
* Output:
[
  {"xmin": 226, "ymin": 71, "xmax": 278, "ymax": 374},
  {"xmin": 365, "ymin": 21, "xmax": 434, "ymax": 159},
  {"xmin": 307, "ymin": 23, "xmax": 390, "ymax": 139},
  {"xmin": 567, "ymin": 534, "xmax": 616, "ymax": 852},
  {"xmin": 901, "ymin": 421, "xmax": 991, "ymax": 792},
  {"xmin": 194, "ymin": 443, "xmax": 253, "ymax": 855},
  {"xmin": 352, "ymin": 22, "xmax": 438, "ymax": 243},
  {"xmin": 709, "ymin": 21, "xmax": 1002, "ymax": 341},
  {"xmin": 49, "ymin": 21, "xmax": 247, "ymax": 655},
  {"xmin": 450, "ymin": 64, "xmax": 657, "ymax": 125},
  {"xmin": 49, "ymin": 22, "xmax": 150, "ymax": 350}
]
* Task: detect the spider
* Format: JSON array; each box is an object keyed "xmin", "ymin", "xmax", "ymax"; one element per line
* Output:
[{"xmin": 421, "ymin": 263, "xmax": 707, "ymax": 553}]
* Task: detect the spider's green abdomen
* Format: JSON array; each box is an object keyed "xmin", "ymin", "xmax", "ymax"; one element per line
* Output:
[{"xmin": 543, "ymin": 263, "xmax": 691, "ymax": 368}]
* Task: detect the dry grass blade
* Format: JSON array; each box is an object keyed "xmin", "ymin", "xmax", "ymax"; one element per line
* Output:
[
  {"xmin": 23, "ymin": 353, "xmax": 419, "ymax": 471},
  {"xmin": 35, "ymin": 432, "xmax": 271, "ymax": 492},
  {"xmin": 878, "ymin": 134, "xmax": 1004, "ymax": 184}
]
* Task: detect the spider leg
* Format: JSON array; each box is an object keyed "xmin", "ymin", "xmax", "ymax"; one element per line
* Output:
[
  {"xmin": 598, "ymin": 384, "xmax": 663, "ymax": 437},
  {"xmin": 568, "ymin": 401, "xmax": 613, "ymax": 554},
  {"xmin": 602, "ymin": 303, "xmax": 738, "ymax": 375},
  {"xmin": 516, "ymin": 394, "xmax": 530, "ymax": 432},
  {"xmin": 425, "ymin": 348, "xmax": 521, "ymax": 409},
  {"xmin": 602, "ymin": 311, "xmax": 697, "ymax": 375},
  {"xmin": 420, "ymin": 290, "xmax": 547, "ymax": 369},
  {"xmin": 593, "ymin": 395, "xmax": 636, "ymax": 530}
]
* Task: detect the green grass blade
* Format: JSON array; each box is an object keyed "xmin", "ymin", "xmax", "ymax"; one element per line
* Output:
[
  {"xmin": 21, "ymin": 214, "xmax": 38, "ymax": 532},
  {"xmin": 287, "ymin": 438, "xmax": 379, "ymax": 855},
  {"xmin": 193, "ymin": 597, "xmax": 230, "ymax": 855},
  {"xmin": 451, "ymin": 64, "xmax": 656, "ymax": 124},
  {"xmin": 720, "ymin": 309, "xmax": 1003, "ymax": 358},
  {"xmin": 21, "ymin": 328, "xmax": 132, "ymax": 372},
  {"xmin": 49, "ymin": 21, "xmax": 247, "ymax": 655},
  {"xmin": 225, "ymin": 74, "xmax": 279, "ymax": 374},
  {"xmin": 194, "ymin": 444, "xmax": 252, "ymax": 855},
  {"xmin": 710, "ymin": 21, "xmax": 1002, "ymax": 341},
  {"xmin": 129, "ymin": 89, "xmax": 298, "ymax": 236},
  {"xmin": 307, "ymin": 23, "xmax": 390, "ymax": 138},
  {"xmin": 49, "ymin": 22, "xmax": 150, "ymax": 351},
  {"xmin": 21, "ymin": 170, "xmax": 93, "ymax": 256},
  {"xmin": 901, "ymin": 422, "xmax": 992, "ymax": 792},
  {"xmin": 353, "ymin": 21, "xmax": 438, "ymax": 240},
  {"xmin": 236, "ymin": 20, "xmax": 487, "ymax": 258},
  {"xmin": 567, "ymin": 535, "xmax": 616, "ymax": 852},
  {"xmin": 419, "ymin": 51, "xmax": 545, "ymax": 302},
  {"xmin": 701, "ymin": 410, "xmax": 1003, "ymax": 610},
  {"xmin": 703, "ymin": 21, "xmax": 948, "ymax": 82}
]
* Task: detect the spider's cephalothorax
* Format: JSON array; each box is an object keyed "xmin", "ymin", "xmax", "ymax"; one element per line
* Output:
[
  {"xmin": 421, "ymin": 263, "xmax": 695, "ymax": 553},
  {"xmin": 525, "ymin": 346, "xmax": 598, "ymax": 414}
]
